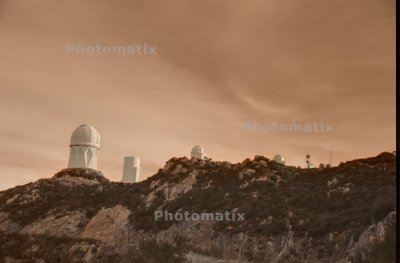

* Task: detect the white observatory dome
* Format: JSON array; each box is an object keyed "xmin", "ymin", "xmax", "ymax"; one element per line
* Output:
[
  {"xmin": 68, "ymin": 124, "xmax": 101, "ymax": 170},
  {"xmin": 273, "ymin": 154, "xmax": 285, "ymax": 165},
  {"xmin": 192, "ymin": 145, "xmax": 204, "ymax": 154},
  {"xmin": 70, "ymin": 124, "xmax": 100, "ymax": 149},
  {"xmin": 191, "ymin": 145, "xmax": 206, "ymax": 159}
]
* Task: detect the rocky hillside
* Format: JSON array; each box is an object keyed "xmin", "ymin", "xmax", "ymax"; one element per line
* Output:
[{"xmin": 0, "ymin": 152, "xmax": 396, "ymax": 263}]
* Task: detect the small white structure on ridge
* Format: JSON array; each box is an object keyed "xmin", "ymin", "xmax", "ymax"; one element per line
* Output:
[
  {"xmin": 191, "ymin": 145, "xmax": 206, "ymax": 159},
  {"xmin": 68, "ymin": 124, "xmax": 100, "ymax": 170},
  {"xmin": 273, "ymin": 154, "xmax": 285, "ymax": 165},
  {"xmin": 122, "ymin": 156, "xmax": 141, "ymax": 183}
]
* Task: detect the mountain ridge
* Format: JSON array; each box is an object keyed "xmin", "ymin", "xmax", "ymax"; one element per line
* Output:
[{"xmin": 0, "ymin": 152, "xmax": 396, "ymax": 262}]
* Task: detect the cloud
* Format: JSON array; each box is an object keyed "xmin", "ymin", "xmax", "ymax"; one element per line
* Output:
[{"xmin": 0, "ymin": 0, "xmax": 395, "ymax": 190}]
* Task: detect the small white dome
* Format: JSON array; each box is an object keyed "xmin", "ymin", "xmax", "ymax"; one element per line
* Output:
[
  {"xmin": 70, "ymin": 124, "xmax": 100, "ymax": 148},
  {"xmin": 191, "ymin": 145, "xmax": 206, "ymax": 159},
  {"xmin": 191, "ymin": 145, "xmax": 205, "ymax": 154},
  {"xmin": 273, "ymin": 154, "xmax": 285, "ymax": 164}
]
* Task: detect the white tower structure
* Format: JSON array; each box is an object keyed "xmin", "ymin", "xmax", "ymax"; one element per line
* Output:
[
  {"xmin": 68, "ymin": 124, "xmax": 100, "ymax": 170},
  {"xmin": 273, "ymin": 154, "xmax": 285, "ymax": 165},
  {"xmin": 191, "ymin": 145, "xmax": 206, "ymax": 159},
  {"xmin": 122, "ymin": 156, "xmax": 141, "ymax": 183}
]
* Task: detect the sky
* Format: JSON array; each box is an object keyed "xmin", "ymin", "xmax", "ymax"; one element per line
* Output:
[{"xmin": 0, "ymin": 0, "xmax": 396, "ymax": 190}]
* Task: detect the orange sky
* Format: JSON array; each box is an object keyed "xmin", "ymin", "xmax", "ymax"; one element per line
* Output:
[{"xmin": 0, "ymin": 0, "xmax": 396, "ymax": 190}]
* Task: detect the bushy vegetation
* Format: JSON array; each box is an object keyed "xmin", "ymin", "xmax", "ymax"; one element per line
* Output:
[
  {"xmin": 0, "ymin": 232, "xmax": 98, "ymax": 262},
  {"xmin": 53, "ymin": 168, "xmax": 110, "ymax": 183},
  {"xmin": 153, "ymin": 153, "xmax": 395, "ymax": 239},
  {"xmin": 1, "ymin": 153, "xmax": 395, "ymax": 238},
  {"xmin": 130, "ymin": 236, "xmax": 189, "ymax": 263}
]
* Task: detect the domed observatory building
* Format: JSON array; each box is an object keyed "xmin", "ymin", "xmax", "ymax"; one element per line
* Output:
[
  {"xmin": 272, "ymin": 154, "xmax": 285, "ymax": 165},
  {"xmin": 68, "ymin": 124, "xmax": 100, "ymax": 170},
  {"xmin": 121, "ymin": 156, "xmax": 141, "ymax": 183},
  {"xmin": 191, "ymin": 145, "xmax": 206, "ymax": 160}
]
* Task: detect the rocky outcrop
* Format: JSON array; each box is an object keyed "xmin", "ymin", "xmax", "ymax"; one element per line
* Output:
[
  {"xmin": 81, "ymin": 205, "xmax": 130, "ymax": 243},
  {"xmin": 54, "ymin": 176, "xmax": 103, "ymax": 187},
  {"xmin": 346, "ymin": 211, "xmax": 396, "ymax": 261},
  {"xmin": 146, "ymin": 170, "xmax": 197, "ymax": 206},
  {"xmin": 21, "ymin": 210, "xmax": 88, "ymax": 237}
]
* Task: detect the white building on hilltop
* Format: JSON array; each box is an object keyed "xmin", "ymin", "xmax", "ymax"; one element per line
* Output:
[
  {"xmin": 68, "ymin": 124, "xmax": 100, "ymax": 170},
  {"xmin": 121, "ymin": 156, "xmax": 141, "ymax": 183},
  {"xmin": 273, "ymin": 154, "xmax": 285, "ymax": 165},
  {"xmin": 191, "ymin": 145, "xmax": 206, "ymax": 159}
]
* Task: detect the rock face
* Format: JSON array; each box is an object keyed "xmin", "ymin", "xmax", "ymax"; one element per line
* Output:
[
  {"xmin": 346, "ymin": 211, "xmax": 396, "ymax": 261},
  {"xmin": 81, "ymin": 205, "xmax": 130, "ymax": 243},
  {"xmin": 21, "ymin": 210, "xmax": 88, "ymax": 237},
  {"xmin": 0, "ymin": 153, "xmax": 396, "ymax": 263},
  {"xmin": 146, "ymin": 170, "xmax": 197, "ymax": 206}
]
